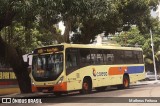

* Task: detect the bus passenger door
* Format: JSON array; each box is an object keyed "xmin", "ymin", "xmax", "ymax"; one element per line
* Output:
[{"xmin": 66, "ymin": 48, "xmax": 81, "ymax": 91}]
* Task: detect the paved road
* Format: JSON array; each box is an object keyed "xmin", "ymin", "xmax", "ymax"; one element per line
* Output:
[{"xmin": 1, "ymin": 83, "xmax": 160, "ymax": 106}]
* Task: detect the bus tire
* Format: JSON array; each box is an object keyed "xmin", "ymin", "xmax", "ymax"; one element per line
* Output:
[
  {"xmin": 95, "ymin": 87, "xmax": 106, "ymax": 92},
  {"xmin": 80, "ymin": 77, "xmax": 92, "ymax": 94},
  {"xmin": 117, "ymin": 75, "xmax": 130, "ymax": 89}
]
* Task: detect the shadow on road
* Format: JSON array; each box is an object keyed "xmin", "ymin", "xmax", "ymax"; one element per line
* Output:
[
  {"xmin": 0, "ymin": 84, "xmax": 154, "ymax": 104},
  {"xmin": 23, "ymin": 84, "xmax": 150, "ymax": 98}
]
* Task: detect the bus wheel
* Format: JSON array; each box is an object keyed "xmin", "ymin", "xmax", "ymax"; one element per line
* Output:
[
  {"xmin": 80, "ymin": 78, "xmax": 92, "ymax": 94},
  {"xmin": 95, "ymin": 87, "xmax": 106, "ymax": 92},
  {"xmin": 123, "ymin": 75, "xmax": 130, "ymax": 88},
  {"xmin": 117, "ymin": 75, "xmax": 130, "ymax": 89}
]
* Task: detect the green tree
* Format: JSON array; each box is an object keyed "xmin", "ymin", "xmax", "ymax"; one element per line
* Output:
[
  {"xmin": 70, "ymin": 0, "xmax": 159, "ymax": 44},
  {"xmin": 115, "ymin": 26, "xmax": 160, "ymax": 73},
  {"xmin": 0, "ymin": 0, "xmax": 159, "ymax": 93},
  {"xmin": 0, "ymin": 0, "xmax": 38, "ymax": 93}
]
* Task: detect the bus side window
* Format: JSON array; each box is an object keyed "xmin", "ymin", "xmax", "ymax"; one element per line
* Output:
[
  {"xmin": 138, "ymin": 51, "xmax": 143, "ymax": 63},
  {"xmin": 133, "ymin": 51, "xmax": 143, "ymax": 64},
  {"xmin": 114, "ymin": 50, "xmax": 125, "ymax": 64},
  {"xmin": 90, "ymin": 53, "xmax": 96, "ymax": 64},
  {"xmin": 71, "ymin": 53, "xmax": 78, "ymax": 67},
  {"xmin": 103, "ymin": 50, "xmax": 114, "ymax": 64},
  {"xmin": 79, "ymin": 49, "xmax": 91, "ymax": 66},
  {"xmin": 66, "ymin": 49, "xmax": 79, "ymax": 69},
  {"xmin": 107, "ymin": 54, "xmax": 114, "ymax": 63},
  {"xmin": 96, "ymin": 50, "xmax": 103, "ymax": 64},
  {"xmin": 66, "ymin": 54, "xmax": 72, "ymax": 68},
  {"xmin": 124, "ymin": 50, "xmax": 133, "ymax": 64}
]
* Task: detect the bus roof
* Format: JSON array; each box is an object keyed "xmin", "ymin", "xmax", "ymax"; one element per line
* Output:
[
  {"xmin": 64, "ymin": 44, "xmax": 142, "ymax": 51},
  {"xmin": 33, "ymin": 43, "xmax": 142, "ymax": 54}
]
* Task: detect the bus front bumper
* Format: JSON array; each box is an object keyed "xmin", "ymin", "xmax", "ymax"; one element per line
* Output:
[{"xmin": 31, "ymin": 82, "xmax": 67, "ymax": 93}]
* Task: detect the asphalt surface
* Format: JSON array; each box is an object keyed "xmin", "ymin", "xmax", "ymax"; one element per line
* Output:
[{"xmin": 1, "ymin": 83, "xmax": 160, "ymax": 106}]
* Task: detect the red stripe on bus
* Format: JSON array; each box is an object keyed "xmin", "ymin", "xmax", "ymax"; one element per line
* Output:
[{"xmin": 31, "ymin": 85, "xmax": 38, "ymax": 92}]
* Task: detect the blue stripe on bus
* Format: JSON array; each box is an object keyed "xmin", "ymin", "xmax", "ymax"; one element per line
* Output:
[{"xmin": 126, "ymin": 66, "xmax": 144, "ymax": 74}]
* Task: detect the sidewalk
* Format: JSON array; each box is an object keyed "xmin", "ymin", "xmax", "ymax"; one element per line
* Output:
[
  {"xmin": 132, "ymin": 80, "xmax": 160, "ymax": 85},
  {"xmin": 0, "ymin": 86, "xmax": 20, "ymax": 96}
]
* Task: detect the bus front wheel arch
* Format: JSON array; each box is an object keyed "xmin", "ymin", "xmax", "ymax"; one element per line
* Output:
[
  {"xmin": 117, "ymin": 74, "xmax": 130, "ymax": 89},
  {"xmin": 80, "ymin": 76, "xmax": 92, "ymax": 94}
]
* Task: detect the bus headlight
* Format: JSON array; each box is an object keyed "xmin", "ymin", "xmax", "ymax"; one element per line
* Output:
[
  {"xmin": 32, "ymin": 82, "xmax": 35, "ymax": 85},
  {"xmin": 57, "ymin": 76, "xmax": 64, "ymax": 84}
]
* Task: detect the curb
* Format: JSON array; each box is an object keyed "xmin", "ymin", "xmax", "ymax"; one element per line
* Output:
[
  {"xmin": 134, "ymin": 81, "xmax": 160, "ymax": 85},
  {"xmin": 0, "ymin": 92, "xmax": 52, "ymax": 98}
]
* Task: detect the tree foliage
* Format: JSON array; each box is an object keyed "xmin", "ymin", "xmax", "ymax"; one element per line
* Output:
[
  {"xmin": 115, "ymin": 25, "xmax": 160, "ymax": 73},
  {"xmin": 0, "ymin": 0, "xmax": 159, "ymax": 43},
  {"xmin": 71, "ymin": 0, "xmax": 159, "ymax": 43},
  {"xmin": 0, "ymin": 0, "xmax": 159, "ymax": 93}
]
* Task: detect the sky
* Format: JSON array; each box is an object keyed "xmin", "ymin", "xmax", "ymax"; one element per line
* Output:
[
  {"xmin": 151, "ymin": 10, "xmax": 157, "ymax": 18},
  {"xmin": 58, "ymin": 21, "xmax": 65, "ymax": 35}
]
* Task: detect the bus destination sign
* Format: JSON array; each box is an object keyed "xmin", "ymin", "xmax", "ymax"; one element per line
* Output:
[{"xmin": 34, "ymin": 45, "xmax": 64, "ymax": 54}]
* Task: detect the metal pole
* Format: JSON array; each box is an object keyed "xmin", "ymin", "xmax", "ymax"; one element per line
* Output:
[{"xmin": 150, "ymin": 29, "xmax": 157, "ymax": 81}]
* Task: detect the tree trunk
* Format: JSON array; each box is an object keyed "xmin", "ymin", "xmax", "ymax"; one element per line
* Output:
[
  {"xmin": 63, "ymin": 18, "xmax": 71, "ymax": 43},
  {"xmin": 0, "ymin": 36, "xmax": 32, "ymax": 93},
  {"xmin": 81, "ymin": 30, "xmax": 93, "ymax": 44}
]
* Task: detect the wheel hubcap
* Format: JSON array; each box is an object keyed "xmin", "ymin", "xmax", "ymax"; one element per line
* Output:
[
  {"xmin": 124, "ymin": 79, "xmax": 128, "ymax": 87},
  {"xmin": 83, "ymin": 82, "xmax": 88, "ymax": 90}
]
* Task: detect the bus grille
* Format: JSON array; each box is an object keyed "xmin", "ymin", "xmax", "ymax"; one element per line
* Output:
[{"xmin": 37, "ymin": 87, "xmax": 53, "ymax": 92}]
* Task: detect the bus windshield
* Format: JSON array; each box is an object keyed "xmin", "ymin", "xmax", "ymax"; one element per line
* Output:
[{"xmin": 32, "ymin": 53, "xmax": 63, "ymax": 81}]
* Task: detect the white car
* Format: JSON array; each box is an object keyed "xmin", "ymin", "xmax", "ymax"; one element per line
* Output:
[{"xmin": 145, "ymin": 72, "xmax": 160, "ymax": 81}]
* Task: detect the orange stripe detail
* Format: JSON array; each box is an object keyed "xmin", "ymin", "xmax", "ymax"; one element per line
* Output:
[
  {"xmin": 34, "ymin": 85, "xmax": 53, "ymax": 88},
  {"xmin": 54, "ymin": 82, "xmax": 67, "ymax": 91},
  {"xmin": 108, "ymin": 67, "xmax": 127, "ymax": 75},
  {"xmin": 31, "ymin": 85, "xmax": 37, "ymax": 92}
]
